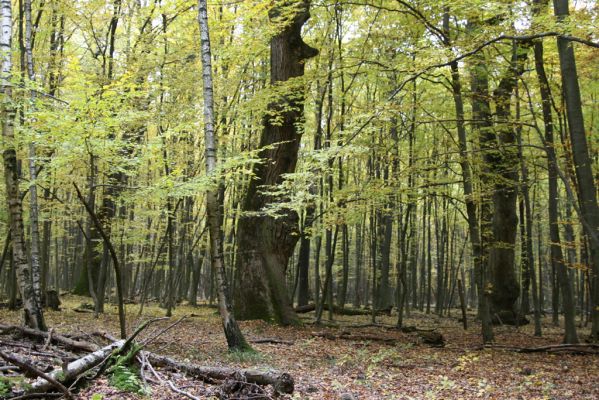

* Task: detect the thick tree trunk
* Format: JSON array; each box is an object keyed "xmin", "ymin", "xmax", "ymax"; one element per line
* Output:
[
  {"xmin": 485, "ymin": 41, "xmax": 531, "ymax": 324},
  {"xmin": 233, "ymin": 1, "xmax": 317, "ymax": 325},
  {"xmin": 1, "ymin": 0, "xmax": 46, "ymax": 331},
  {"xmin": 468, "ymin": 27, "xmax": 495, "ymax": 334}
]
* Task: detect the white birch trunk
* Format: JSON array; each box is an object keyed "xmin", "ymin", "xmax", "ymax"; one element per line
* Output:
[
  {"xmin": 29, "ymin": 340, "xmax": 126, "ymax": 393},
  {"xmin": 0, "ymin": 0, "xmax": 46, "ymax": 330},
  {"xmin": 197, "ymin": 0, "xmax": 249, "ymax": 351}
]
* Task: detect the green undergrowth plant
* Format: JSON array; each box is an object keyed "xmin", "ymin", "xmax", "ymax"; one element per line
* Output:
[
  {"xmin": 106, "ymin": 343, "xmax": 150, "ymax": 395},
  {"xmin": 0, "ymin": 376, "xmax": 29, "ymax": 395},
  {"xmin": 108, "ymin": 364, "xmax": 148, "ymax": 395},
  {"xmin": 0, "ymin": 377, "xmax": 12, "ymax": 396}
]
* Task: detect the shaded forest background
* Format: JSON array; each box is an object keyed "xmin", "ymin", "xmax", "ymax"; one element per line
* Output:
[{"xmin": 1, "ymin": 0, "xmax": 599, "ymax": 349}]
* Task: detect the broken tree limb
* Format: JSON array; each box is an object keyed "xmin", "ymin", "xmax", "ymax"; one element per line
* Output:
[
  {"xmin": 41, "ymin": 328, "xmax": 54, "ymax": 351},
  {"xmin": 249, "ymin": 337, "xmax": 294, "ymax": 345},
  {"xmin": 0, "ymin": 350, "xmax": 72, "ymax": 399},
  {"xmin": 140, "ymin": 316, "xmax": 187, "ymax": 347},
  {"xmin": 123, "ymin": 317, "xmax": 169, "ymax": 350},
  {"xmin": 28, "ymin": 340, "xmax": 126, "ymax": 394},
  {"xmin": 144, "ymin": 351, "xmax": 294, "ymax": 394},
  {"xmin": 0, "ymin": 324, "xmax": 99, "ymax": 352},
  {"xmin": 143, "ymin": 352, "xmax": 201, "ymax": 400}
]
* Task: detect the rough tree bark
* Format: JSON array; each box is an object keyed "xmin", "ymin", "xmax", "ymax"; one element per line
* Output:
[
  {"xmin": 553, "ymin": 0, "xmax": 599, "ymax": 341},
  {"xmin": 197, "ymin": 0, "xmax": 250, "ymax": 351},
  {"xmin": 0, "ymin": 0, "xmax": 46, "ymax": 330},
  {"xmin": 487, "ymin": 41, "xmax": 531, "ymax": 324},
  {"xmin": 233, "ymin": 0, "xmax": 317, "ymax": 325}
]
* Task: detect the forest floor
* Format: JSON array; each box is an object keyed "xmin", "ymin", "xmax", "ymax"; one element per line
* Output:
[{"xmin": 1, "ymin": 295, "xmax": 598, "ymax": 400}]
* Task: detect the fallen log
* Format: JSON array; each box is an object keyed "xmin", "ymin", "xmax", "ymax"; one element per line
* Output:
[
  {"xmin": 72, "ymin": 308, "xmax": 94, "ymax": 314},
  {"xmin": 144, "ymin": 352, "xmax": 294, "ymax": 394},
  {"xmin": 417, "ymin": 331, "xmax": 445, "ymax": 347},
  {"xmin": 347, "ymin": 323, "xmax": 437, "ymax": 333},
  {"xmin": 311, "ymin": 329, "xmax": 445, "ymax": 347},
  {"xmin": 311, "ymin": 331, "xmax": 398, "ymax": 345},
  {"xmin": 482, "ymin": 343, "xmax": 599, "ymax": 354},
  {"xmin": 295, "ymin": 304, "xmax": 389, "ymax": 316},
  {"xmin": 0, "ymin": 324, "xmax": 98, "ymax": 353},
  {"xmin": 28, "ymin": 340, "xmax": 126, "ymax": 394}
]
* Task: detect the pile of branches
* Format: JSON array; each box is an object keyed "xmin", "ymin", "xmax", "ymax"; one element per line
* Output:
[{"xmin": 0, "ymin": 319, "xmax": 293, "ymax": 400}]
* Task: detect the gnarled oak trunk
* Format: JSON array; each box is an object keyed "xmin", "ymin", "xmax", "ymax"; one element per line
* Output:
[{"xmin": 234, "ymin": 1, "xmax": 317, "ymax": 325}]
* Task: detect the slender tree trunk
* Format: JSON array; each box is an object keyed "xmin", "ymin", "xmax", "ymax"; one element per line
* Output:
[
  {"xmin": 197, "ymin": 0, "xmax": 250, "ymax": 351},
  {"xmin": 553, "ymin": 0, "xmax": 599, "ymax": 341},
  {"xmin": 189, "ymin": 248, "xmax": 205, "ymax": 306},
  {"xmin": 419, "ymin": 195, "xmax": 427, "ymax": 311},
  {"xmin": 338, "ymin": 224, "xmax": 350, "ymax": 308},
  {"xmin": 445, "ymin": 11, "xmax": 492, "ymax": 340},
  {"xmin": 353, "ymin": 221, "xmax": 364, "ymax": 308},
  {"xmin": 378, "ymin": 203, "xmax": 393, "ymax": 310},
  {"xmin": 426, "ymin": 199, "xmax": 432, "ymax": 314},
  {"xmin": 531, "ymin": 5, "xmax": 578, "ymax": 341},
  {"xmin": 296, "ymin": 213, "xmax": 312, "ymax": 307},
  {"xmin": 22, "ymin": 0, "xmax": 43, "ymax": 311},
  {"xmin": 40, "ymin": 189, "xmax": 51, "ymax": 295},
  {"xmin": 537, "ymin": 212, "xmax": 545, "ymax": 312},
  {"xmin": 85, "ymin": 154, "xmax": 99, "ymax": 315}
]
